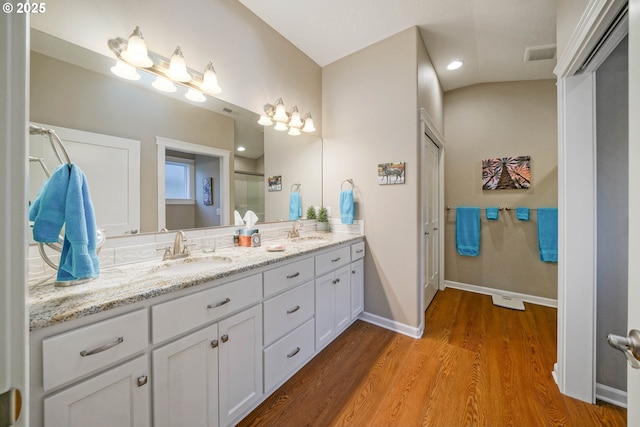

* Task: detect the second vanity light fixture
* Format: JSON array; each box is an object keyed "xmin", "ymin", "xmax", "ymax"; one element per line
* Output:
[
  {"xmin": 259, "ymin": 98, "xmax": 316, "ymax": 136},
  {"xmin": 108, "ymin": 26, "xmax": 222, "ymax": 103}
]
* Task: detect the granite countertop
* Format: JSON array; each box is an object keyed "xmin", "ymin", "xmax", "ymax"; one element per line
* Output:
[{"xmin": 29, "ymin": 232, "xmax": 364, "ymax": 331}]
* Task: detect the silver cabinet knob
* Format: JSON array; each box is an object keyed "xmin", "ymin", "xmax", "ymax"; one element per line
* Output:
[{"xmin": 221, "ymin": 334, "xmax": 229, "ymax": 343}]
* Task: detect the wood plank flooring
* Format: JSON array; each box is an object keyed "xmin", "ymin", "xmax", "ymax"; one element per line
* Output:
[{"xmin": 238, "ymin": 288, "xmax": 627, "ymax": 426}]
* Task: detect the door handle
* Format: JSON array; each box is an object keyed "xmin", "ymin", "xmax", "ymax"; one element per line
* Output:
[
  {"xmin": 0, "ymin": 388, "xmax": 22, "ymax": 427},
  {"xmin": 607, "ymin": 329, "xmax": 640, "ymax": 369}
]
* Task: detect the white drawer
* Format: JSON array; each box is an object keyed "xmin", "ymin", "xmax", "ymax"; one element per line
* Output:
[
  {"xmin": 315, "ymin": 246, "xmax": 351, "ymax": 276},
  {"xmin": 264, "ymin": 318, "xmax": 315, "ymax": 392},
  {"xmin": 42, "ymin": 309, "xmax": 148, "ymax": 391},
  {"xmin": 351, "ymin": 241, "xmax": 365, "ymax": 260},
  {"xmin": 152, "ymin": 274, "xmax": 262, "ymax": 343},
  {"xmin": 263, "ymin": 256, "xmax": 314, "ymax": 298},
  {"xmin": 263, "ymin": 281, "xmax": 314, "ymax": 345}
]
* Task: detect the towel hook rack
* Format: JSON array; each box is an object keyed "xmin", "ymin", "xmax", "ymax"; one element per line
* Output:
[
  {"xmin": 291, "ymin": 182, "xmax": 301, "ymax": 193},
  {"xmin": 341, "ymin": 179, "xmax": 354, "ymax": 191}
]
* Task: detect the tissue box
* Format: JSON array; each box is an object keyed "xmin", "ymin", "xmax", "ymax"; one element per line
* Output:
[{"xmin": 238, "ymin": 229, "xmax": 260, "ymax": 247}]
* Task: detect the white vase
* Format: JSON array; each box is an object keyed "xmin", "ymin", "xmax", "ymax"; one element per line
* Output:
[{"xmin": 316, "ymin": 222, "xmax": 329, "ymax": 232}]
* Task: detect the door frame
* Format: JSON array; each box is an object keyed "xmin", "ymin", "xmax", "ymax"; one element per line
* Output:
[
  {"xmin": 0, "ymin": 11, "xmax": 29, "ymax": 427},
  {"xmin": 418, "ymin": 108, "xmax": 445, "ymax": 334},
  {"xmin": 554, "ymin": 0, "xmax": 628, "ymax": 404}
]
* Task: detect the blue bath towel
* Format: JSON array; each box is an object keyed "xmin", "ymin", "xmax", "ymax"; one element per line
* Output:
[
  {"xmin": 340, "ymin": 190, "xmax": 354, "ymax": 224},
  {"xmin": 289, "ymin": 192, "xmax": 302, "ymax": 220},
  {"xmin": 516, "ymin": 207, "xmax": 530, "ymax": 221},
  {"xmin": 537, "ymin": 208, "xmax": 558, "ymax": 263},
  {"xmin": 456, "ymin": 207, "xmax": 481, "ymax": 256},
  {"xmin": 30, "ymin": 164, "xmax": 100, "ymax": 281},
  {"xmin": 485, "ymin": 207, "xmax": 499, "ymax": 221}
]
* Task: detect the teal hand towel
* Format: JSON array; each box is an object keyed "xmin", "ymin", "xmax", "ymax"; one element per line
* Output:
[
  {"xmin": 516, "ymin": 207, "xmax": 530, "ymax": 221},
  {"xmin": 537, "ymin": 208, "xmax": 558, "ymax": 263},
  {"xmin": 456, "ymin": 207, "xmax": 481, "ymax": 256},
  {"xmin": 57, "ymin": 164, "xmax": 100, "ymax": 281},
  {"xmin": 29, "ymin": 164, "xmax": 70, "ymax": 242},
  {"xmin": 289, "ymin": 192, "xmax": 301, "ymax": 220},
  {"xmin": 340, "ymin": 190, "xmax": 354, "ymax": 224},
  {"xmin": 486, "ymin": 207, "xmax": 499, "ymax": 220}
]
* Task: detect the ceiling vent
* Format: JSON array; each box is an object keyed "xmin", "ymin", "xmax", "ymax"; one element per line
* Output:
[{"xmin": 524, "ymin": 44, "xmax": 557, "ymax": 62}]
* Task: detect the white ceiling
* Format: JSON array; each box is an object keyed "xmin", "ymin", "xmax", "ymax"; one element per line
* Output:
[{"xmin": 238, "ymin": 0, "xmax": 557, "ymax": 91}]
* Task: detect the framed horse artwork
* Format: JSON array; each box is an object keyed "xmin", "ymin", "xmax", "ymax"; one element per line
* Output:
[{"xmin": 378, "ymin": 162, "xmax": 405, "ymax": 185}]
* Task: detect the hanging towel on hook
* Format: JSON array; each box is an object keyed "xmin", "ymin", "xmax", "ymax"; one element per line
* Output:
[
  {"xmin": 289, "ymin": 192, "xmax": 302, "ymax": 220},
  {"xmin": 486, "ymin": 207, "xmax": 499, "ymax": 220},
  {"xmin": 340, "ymin": 190, "xmax": 354, "ymax": 224},
  {"xmin": 537, "ymin": 208, "xmax": 558, "ymax": 262},
  {"xmin": 456, "ymin": 207, "xmax": 481, "ymax": 256}
]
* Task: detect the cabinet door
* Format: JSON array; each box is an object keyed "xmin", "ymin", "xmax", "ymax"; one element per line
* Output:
[
  {"xmin": 218, "ymin": 304, "xmax": 263, "ymax": 427},
  {"xmin": 44, "ymin": 356, "xmax": 150, "ymax": 427},
  {"xmin": 152, "ymin": 324, "xmax": 219, "ymax": 427},
  {"xmin": 350, "ymin": 259, "xmax": 364, "ymax": 319},
  {"xmin": 334, "ymin": 266, "xmax": 351, "ymax": 334},
  {"xmin": 315, "ymin": 272, "xmax": 335, "ymax": 351}
]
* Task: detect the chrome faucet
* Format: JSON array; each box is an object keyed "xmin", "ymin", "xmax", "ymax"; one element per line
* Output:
[
  {"xmin": 159, "ymin": 230, "xmax": 191, "ymax": 261},
  {"xmin": 287, "ymin": 220, "xmax": 304, "ymax": 239}
]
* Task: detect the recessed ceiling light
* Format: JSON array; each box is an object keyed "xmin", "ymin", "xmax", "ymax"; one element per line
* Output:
[
  {"xmin": 446, "ymin": 60, "xmax": 464, "ymax": 71},
  {"xmin": 237, "ymin": 146, "xmax": 246, "ymax": 152}
]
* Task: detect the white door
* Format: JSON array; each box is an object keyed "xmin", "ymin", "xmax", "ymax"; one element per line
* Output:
[
  {"xmin": 0, "ymin": 12, "xmax": 28, "ymax": 427},
  {"xmin": 627, "ymin": 0, "xmax": 640, "ymax": 420},
  {"xmin": 423, "ymin": 135, "xmax": 440, "ymax": 310}
]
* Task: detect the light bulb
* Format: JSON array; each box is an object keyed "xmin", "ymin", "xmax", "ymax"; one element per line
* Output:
[
  {"xmin": 201, "ymin": 62, "xmax": 221, "ymax": 95},
  {"xmin": 110, "ymin": 61, "xmax": 141, "ymax": 80},
  {"xmin": 167, "ymin": 46, "xmax": 192, "ymax": 82},
  {"xmin": 185, "ymin": 88, "xmax": 206, "ymax": 103},
  {"xmin": 302, "ymin": 114, "xmax": 316, "ymax": 133},
  {"xmin": 121, "ymin": 26, "xmax": 153, "ymax": 68},
  {"xmin": 152, "ymin": 76, "xmax": 177, "ymax": 92}
]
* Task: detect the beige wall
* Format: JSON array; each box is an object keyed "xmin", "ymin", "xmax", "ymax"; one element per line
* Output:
[
  {"xmin": 30, "ymin": 0, "xmax": 322, "ymax": 132},
  {"xmin": 444, "ymin": 80, "xmax": 558, "ymax": 299},
  {"xmin": 557, "ymin": 0, "xmax": 591, "ymax": 59},
  {"xmin": 30, "ymin": 52, "xmax": 234, "ymax": 232},
  {"xmin": 323, "ymin": 27, "xmax": 443, "ymax": 330}
]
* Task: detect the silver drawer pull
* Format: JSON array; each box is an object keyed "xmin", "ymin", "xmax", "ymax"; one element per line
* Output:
[
  {"xmin": 287, "ymin": 347, "xmax": 301, "ymax": 358},
  {"xmin": 137, "ymin": 375, "xmax": 148, "ymax": 387},
  {"xmin": 207, "ymin": 297, "xmax": 231, "ymax": 309},
  {"xmin": 355, "ymin": 249, "xmax": 364, "ymax": 253},
  {"xmin": 331, "ymin": 257, "xmax": 341, "ymax": 262},
  {"xmin": 286, "ymin": 305, "xmax": 301, "ymax": 314},
  {"xmin": 79, "ymin": 336, "xmax": 124, "ymax": 357},
  {"xmin": 286, "ymin": 272, "xmax": 301, "ymax": 279}
]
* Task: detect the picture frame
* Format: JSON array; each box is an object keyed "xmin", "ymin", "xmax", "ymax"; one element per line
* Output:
[
  {"xmin": 377, "ymin": 162, "xmax": 405, "ymax": 185},
  {"xmin": 268, "ymin": 175, "xmax": 282, "ymax": 192},
  {"xmin": 203, "ymin": 177, "xmax": 213, "ymax": 205}
]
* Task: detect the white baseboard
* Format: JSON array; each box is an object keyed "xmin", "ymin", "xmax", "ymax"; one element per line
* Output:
[
  {"xmin": 444, "ymin": 280, "xmax": 558, "ymax": 308},
  {"xmin": 596, "ymin": 383, "xmax": 627, "ymax": 408},
  {"xmin": 359, "ymin": 311, "xmax": 423, "ymax": 339}
]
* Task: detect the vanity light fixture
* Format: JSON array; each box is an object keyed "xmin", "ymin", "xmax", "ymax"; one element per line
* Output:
[
  {"xmin": 258, "ymin": 98, "xmax": 316, "ymax": 136},
  {"xmin": 110, "ymin": 60, "xmax": 141, "ymax": 81},
  {"xmin": 108, "ymin": 27, "xmax": 222, "ymax": 100}
]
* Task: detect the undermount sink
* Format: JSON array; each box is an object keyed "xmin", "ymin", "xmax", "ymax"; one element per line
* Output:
[{"xmin": 149, "ymin": 255, "xmax": 233, "ymax": 276}]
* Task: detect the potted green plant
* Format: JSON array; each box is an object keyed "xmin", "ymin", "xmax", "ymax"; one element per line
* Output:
[
  {"xmin": 306, "ymin": 206, "xmax": 317, "ymax": 220},
  {"xmin": 317, "ymin": 207, "xmax": 329, "ymax": 232}
]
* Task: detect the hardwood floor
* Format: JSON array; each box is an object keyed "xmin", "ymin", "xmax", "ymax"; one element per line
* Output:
[{"xmin": 238, "ymin": 288, "xmax": 627, "ymax": 426}]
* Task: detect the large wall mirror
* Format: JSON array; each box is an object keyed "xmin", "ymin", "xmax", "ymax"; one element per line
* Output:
[{"xmin": 28, "ymin": 29, "xmax": 323, "ymax": 237}]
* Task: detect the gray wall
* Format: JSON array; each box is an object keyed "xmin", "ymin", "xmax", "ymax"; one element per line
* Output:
[
  {"xmin": 443, "ymin": 80, "xmax": 558, "ymax": 299},
  {"xmin": 596, "ymin": 36, "xmax": 628, "ymax": 392}
]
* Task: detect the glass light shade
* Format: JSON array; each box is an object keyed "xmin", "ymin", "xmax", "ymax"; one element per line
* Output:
[
  {"xmin": 152, "ymin": 76, "xmax": 177, "ymax": 93},
  {"xmin": 274, "ymin": 121, "xmax": 288, "ymax": 131},
  {"xmin": 288, "ymin": 127, "xmax": 301, "ymax": 136},
  {"xmin": 200, "ymin": 62, "xmax": 221, "ymax": 95},
  {"xmin": 185, "ymin": 88, "xmax": 206, "ymax": 103},
  {"xmin": 289, "ymin": 106, "xmax": 303, "ymax": 128},
  {"xmin": 110, "ymin": 61, "xmax": 140, "ymax": 80},
  {"xmin": 121, "ymin": 26, "xmax": 153, "ymax": 68},
  {"xmin": 273, "ymin": 98, "xmax": 288, "ymax": 122},
  {"xmin": 258, "ymin": 115, "xmax": 273, "ymax": 126},
  {"xmin": 167, "ymin": 46, "xmax": 192, "ymax": 82},
  {"xmin": 302, "ymin": 114, "xmax": 316, "ymax": 133}
]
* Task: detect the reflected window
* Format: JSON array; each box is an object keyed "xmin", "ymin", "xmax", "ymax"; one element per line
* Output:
[{"xmin": 166, "ymin": 156, "xmax": 195, "ymax": 204}]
